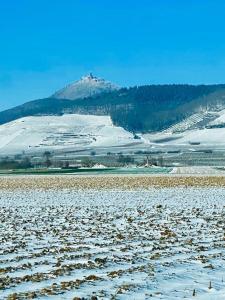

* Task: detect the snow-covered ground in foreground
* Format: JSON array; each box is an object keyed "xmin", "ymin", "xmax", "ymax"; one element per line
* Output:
[
  {"xmin": 0, "ymin": 188, "xmax": 225, "ymax": 299},
  {"xmin": 0, "ymin": 114, "xmax": 135, "ymax": 154}
]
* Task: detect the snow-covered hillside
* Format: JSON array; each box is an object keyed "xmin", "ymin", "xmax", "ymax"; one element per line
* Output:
[
  {"xmin": 163, "ymin": 112, "xmax": 218, "ymax": 134},
  {"xmin": 168, "ymin": 128, "xmax": 225, "ymax": 146},
  {"xmin": 0, "ymin": 114, "xmax": 135, "ymax": 154},
  {"xmin": 51, "ymin": 73, "xmax": 118, "ymax": 100},
  {"xmin": 144, "ymin": 108, "xmax": 225, "ymax": 147}
]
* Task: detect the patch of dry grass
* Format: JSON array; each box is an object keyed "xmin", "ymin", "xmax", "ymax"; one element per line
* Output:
[{"xmin": 0, "ymin": 175, "xmax": 225, "ymax": 190}]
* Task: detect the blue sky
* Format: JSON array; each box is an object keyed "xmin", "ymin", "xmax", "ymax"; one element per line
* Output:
[{"xmin": 1, "ymin": 0, "xmax": 225, "ymax": 110}]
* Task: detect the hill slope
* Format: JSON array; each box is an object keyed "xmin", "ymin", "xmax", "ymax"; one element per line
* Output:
[
  {"xmin": 1, "ymin": 84, "xmax": 225, "ymax": 133},
  {"xmin": 0, "ymin": 114, "xmax": 134, "ymax": 154},
  {"xmin": 51, "ymin": 73, "xmax": 118, "ymax": 100}
]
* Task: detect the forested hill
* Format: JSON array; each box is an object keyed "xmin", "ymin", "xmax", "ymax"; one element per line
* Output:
[{"xmin": 1, "ymin": 84, "xmax": 225, "ymax": 133}]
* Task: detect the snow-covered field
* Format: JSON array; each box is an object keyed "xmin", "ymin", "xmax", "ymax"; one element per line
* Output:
[
  {"xmin": 142, "ymin": 108, "xmax": 225, "ymax": 148},
  {"xmin": 144, "ymin": 126, "xmax": 225, "ymax": 147},
  {"xmin": 0, "ymin": 114, "xmax": 135, "ymax": 154},
  {"xmin": 1, "ymin": 188, "xmax": 225, "ymax": 299}
]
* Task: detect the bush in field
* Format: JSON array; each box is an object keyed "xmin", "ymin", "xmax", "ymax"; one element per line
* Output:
[
  {"xmin": 43, "ymin": 151, "xmax": 52, "ymax": 168},
  {"xmin": 20, "ymin": 157, "xmax": 32, "ymax": 168},
  {"xmin": 43, "ymin": 151, "xmax": 51, "ymax": 159},
  {"xmin": 0, "ymin": 159, "xmax": 19, "ymax": 169},
  {"xmin": 64, "ymin": 161, "xmax": 69, "ymax": 168},
  {"xmin": 45, "ymin": 159, "xmax": 52, "ymax": 168},
  {"xmin": 117, "ymin": 154, "xmax": 134, "ymax": 165},
  {"xmin": 81, "ymin": 157, "xmax": 94, "ymax": 168},
  {"xmin": 0, "ymin": 156, "xmax": 33, "ymax": 169},
  {"xmin": 157, "ymin": 156, "xmax": 164, "ymax": 167}
]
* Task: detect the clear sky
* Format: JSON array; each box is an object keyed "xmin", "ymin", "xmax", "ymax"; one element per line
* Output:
[{"xmin": 1, "ymin": 0, "xmax": 225, "ymax": 110}]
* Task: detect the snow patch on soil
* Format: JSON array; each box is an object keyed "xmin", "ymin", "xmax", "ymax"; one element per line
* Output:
[{"xmin": 0, "ymin": 188, "xmax": 225, "ymax": 299}]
